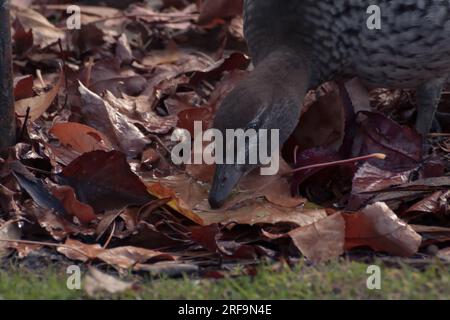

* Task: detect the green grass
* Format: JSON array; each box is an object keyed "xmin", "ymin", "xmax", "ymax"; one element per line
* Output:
[{"xmin": 1, "ymin": 259, "xmax": 449, "ymax": 299}]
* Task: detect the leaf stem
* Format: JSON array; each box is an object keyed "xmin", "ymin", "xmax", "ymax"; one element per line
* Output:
[{"xmin": 284, "ymin": 153, "xmax": 386, "ymax": 176}]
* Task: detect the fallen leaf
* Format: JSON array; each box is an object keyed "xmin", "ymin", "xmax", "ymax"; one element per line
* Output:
[
  {"xmin": 115, "ymin": 33, "xmax": 133, "ymax": 65},
  {"xmin": 198, "ymin": 0, "xmax": 243, "ymax": 24},
  {"xmin": 50, "ymin": 122, "xmax": 114, "ymax": 154},
  {"xmin": 293, "ymin": 82, "xmax": 345, "ymax": 151},
  {"xmin": 352, "ymin": 112, "xmax": 422, "ymax": 171},
  {"xmin": 50, "ymin": 185, "xmax": 97, "ymax": 224},
  {"xmin": 134, "ymin": 261, "xmax": 199, "ymax": 276},
  {"xmin": 186, "ymin": 156, "xmax": 304, "ymax": 208},
  {"xmin": 147, "ymin": 177, "xmax": 205, "ymax": 225},
  {"xmin": 189, "ymin": 52, "xmax": 250, "ymax": 86},
  {"xmin": 58, "ymin": 239, "xmax": 175, "ymax": 269},
  {"xmin": 344, "ymin": 202, "xmax": 422, "ymax": 257},
  {"xmin": 14, "ymin": 75, "xmax": 34, "ymax": 100},
  {"xmin": 437, "ymin": 247, "xmax": 450, "ymax": 262},
  {"xmin": 96, "ymin": 209, "xmax": 125, "ymax": 240},
  {"xmin": 15, "ymin": 70, "xmax": 63, "ymax": 122},
  {"xmin": 411, "ymin": 225, "xmax": 450, "ymax": 245},
  {"xmin": 60, "ymin": 150, "xmax": 153, "ymax": 212},
  {"xmin": 352, "ymin": 163, "xmax": 412, "ymax": 195},
  {"xmin": 147, "ymin": 174, "xmax": 326, "ymax": 226},
  {"xmin": 27, "ymin": 203, "xmax": 95, "ymax": 240},
  {"xmin": 104, "ymin": 91, "xmax": 177, "ymax": 134},
  {"xmin": 11, "ymin": 5, "xmax": 65, "ymax": 47},
  {"xmin": 11, "ymin": 161, "xmax": 68, "ymax": 217},
  {"xmin": 57, "ymin": 239, "xmax": 103, "ymax": 262},
  {"xmin": 0, "ymin": 221, "xmax": 22, "ymax": 258},
  {"xmin": 348, "ymin": 162, "xmax": 413, "ymax": 209},
  {"xmin": 78, "ymin": 82, "xmax": 149, "ymax": 157},
  {"xmin": 71, "ymin": 24, "xmax": 105, "ymax": 54},
  {"xmin": 84, "ymin": 267, "xmax": 135, "ymax": 297},
  {"xmin": 406, "ymin": 191, "xmax": 450, "ymax": 217},
  {"xmin": 261, "ymin": 177, "xmax": 307, "ymax": 208},
  {"xmin": 289, "ymin": 213, "xmax": 345, "ymax": 263}
]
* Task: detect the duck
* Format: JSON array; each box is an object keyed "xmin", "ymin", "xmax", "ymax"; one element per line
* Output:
[{"xmin": 208, "ymin": 0, "xmax": 450, "ymax": 209}]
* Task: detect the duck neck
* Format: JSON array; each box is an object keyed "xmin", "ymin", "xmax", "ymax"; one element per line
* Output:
[
  {"xmin": 250, "ymin": 47, "xmax": 312, "ymax": 104},
  {"xmin": 243, "ymin": 48, "xmax": 312, "ymax": 145}
]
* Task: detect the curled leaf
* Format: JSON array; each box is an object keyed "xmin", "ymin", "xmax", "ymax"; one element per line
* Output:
[
  {"xmin": 344, "ymin": 202, "xmax": 422, "ymax": 257},
  {"xmin": 289, "ymin": 213, "xmax": 345, "ymax": 263}
]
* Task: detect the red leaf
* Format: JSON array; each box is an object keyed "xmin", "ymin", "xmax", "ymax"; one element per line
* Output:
[{"xmin": 60, "ymin": 151, "xmax": 152, "ymax": 212}]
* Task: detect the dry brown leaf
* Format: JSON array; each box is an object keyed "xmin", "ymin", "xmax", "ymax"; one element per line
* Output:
[
  {"xmin": 14, "ymin": 75, "xmax": 34, "ymax": 100},
  {"xmin": 78, "ymin": 82, "xmax": 149, "ymax": 157},
  {"xmin": 11, "ymin": 5, "xmax": 65, "ymax": 47},
  {"xmin": 84, "ymin": 267, "xmax": 135, "ymax": 297},
  {"xmin": 147, "ymin": 176, "xmax": 205, "ymax": 225},
  {"xmin": 39, "ymin": 4, "xmax": 120, "ymax": 20},
  {"xmin": 352, "ymin": 163, "xmax": 412, "ymax": 194},
  {"xmin": 289, "ymin": 213, "xmax": 345, "ymax": 263},
  {"xmin": 437, "ymin": 247, "xmax": 450, "ymax": 262},
  {"xmin": 44, "ymin": 143, "xmax": 82, "ymax": 167},
  {"xmin": 199, "ymin": 202, "xmax": 327, "ymax": 227},
  {"xmin": 97, "ymin": 246, "xmax": 174, "ymax": 269},
  {"xmin": 261, "ymin": 178, "xmax": 307, "ymax": 208},
  {"xmin": 57, "ymin": 239, "xmax": 103, "ymax": 262},
  {"xmin": 146, "ymin": 175, "xmax": 326, "ymax": 226},
  {"xmin": 50, "ymin": 185, "xmax": 97, "ymax": 224},
  {"xmin": 58, "ymin": 239, "xmax": 175, "ymax": 269},
  {"xmin": 49, "ymin": 122, "xmax": 114, "ymax": 154},
  {"xmin": 406, "ymin": 191, "xmax": 450, "ymax": 216},
  {"xmin": 344, "ymin": 202, "xmax": 422, "ymax": 257},
  {"xmin": 134, "ymin": 261, "xmax": 199, "ymax": 276},
  {"xmin": 115, "ymin": 33, "xmax": 133, "ymax": 65},
  {"xmin": 15, "ymin": 70, "xmax": 63, "ymax": 122},
  {"xmin": 411, "ymin": 225, "xmax": 450, "ymax": 245},
  {"xmin": 294, "ymin": 82, "xmax": 345, "ymax": 151},
  {"xmin": 186, "ymin": 158, "xmax": 304, "ymax": 208},
  {"xmin": 104, "ymin": 91, "xmax": 177, "ymax": 135},
  {"xmin": 28, "ymin": 204, "xmax": 95, "ymax": 241},
  {"xmin": 96, "ymin": 210, "xmax": 124, "ymax": 240},
  {"xmin": 0, "ymin": 221, "xmax": 22, "ymax": 258},
  {"xmin": 60, "ymin": 150, "xmax": 153, "ymax": 212},
  {"xmin": 198, "ymin": 0, "xmax": 243, "ymax": 24}
]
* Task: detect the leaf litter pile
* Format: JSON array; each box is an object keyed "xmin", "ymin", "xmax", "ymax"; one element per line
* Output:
[{"xmin": 2, "ymin": 0, "xmax": 450, "ymax": 283}]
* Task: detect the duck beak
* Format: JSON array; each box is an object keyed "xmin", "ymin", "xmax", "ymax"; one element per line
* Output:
[{"xmin": 208, "ymin": 164, "xmax": 244, "ymax": 209}]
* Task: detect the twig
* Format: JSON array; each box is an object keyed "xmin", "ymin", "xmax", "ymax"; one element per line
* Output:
[
  {"xmin": 57, "ymin": 39, "xmax": 69, "ymax": 108},
  {"xmin": 284, "ymin": 153, "xmax": 387, "ymax": 176},
  {"xmin": 428, "ymin": 133, "xmax": 450, "ymax": 137},
  {"xmin": 85, "ymin": 57, "xmax": 95, "ymax": 88},
  {"xmin": 24, "ymin": 165, "xmax": 51, "ymax": 175},
  {"xmin": 84, "ymin": 13, "xmax": 198, "ymax": 26},
  {"xmin": 36, "ymin": 69, "xmax": 46, "ymax": 88},
  {"xmin": 19, "ymin": 107, "xmax": 30, "ymax": 141},
  {"xmin": 293, "ymin": 145, "xmax": 299, "ymax": 165},
  {"xmin": 31, "ymin": 5, "xmax": 198, "ymax": 23},
  {"xmin": 103, "ymin": 222, "xmax": 116, "ymax": 249},
  {"xmin": 147, "ymin": 134, "xmax": 172, "ymax": 156}
]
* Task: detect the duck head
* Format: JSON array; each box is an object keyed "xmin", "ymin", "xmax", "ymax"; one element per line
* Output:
[{"xmin": 208, "ymin": 51, "xmax": 310, "ymax": 208}]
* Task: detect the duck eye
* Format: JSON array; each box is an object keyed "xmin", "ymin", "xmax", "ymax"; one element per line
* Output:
[
  {"xmin": 245, "ymin": 105, "xmax": 268, "ymax": 131},
  {"xmin": 245, "ymin": 119, "xmax": 261, "ymax": 131},
  {"xmin": 246, "ymin": 123, "xmax": 258, "ymax": 131}
]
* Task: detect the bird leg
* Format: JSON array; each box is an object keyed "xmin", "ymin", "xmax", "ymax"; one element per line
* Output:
[
  {"xmin": 415, "ymin": 78, "xmax": 446, "ymax": 136},
  {"xmin": 434, "ymin": 111, "xmax": 450, "ymax": 132}
]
